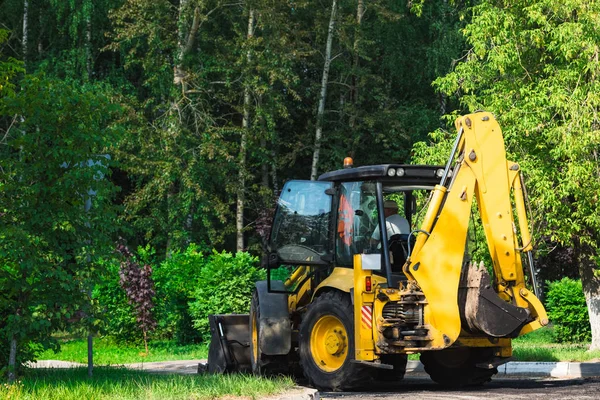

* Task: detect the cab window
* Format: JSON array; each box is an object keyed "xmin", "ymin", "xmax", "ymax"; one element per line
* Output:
[
  {"xmin": 336, "ymin": 181, "xmax": 380, "ymax": 266},
  {"xmin": 269, "ymin": 180, "xmax": 333, "ymax": 264}
]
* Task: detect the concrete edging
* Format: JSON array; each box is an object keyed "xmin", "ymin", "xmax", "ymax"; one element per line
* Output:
[
  {"xmin": 406, "ymin": 360, "xmax": 600, "ymax": 378},
  {"xmin": 265, "ymin": 387, "xmax": 319, "ymax": 400}
]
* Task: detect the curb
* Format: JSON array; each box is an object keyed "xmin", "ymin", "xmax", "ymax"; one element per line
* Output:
[
  {"xmin": 406, "ymin": 360, "xmax": 600, "ymax": 378},
  {"xmin": 500, "ymin": 361, "xmax": 600, "ymax": 377},
  {"xmin": 266, "ymin": 387, "xmax": 319, "ymax": 400}
]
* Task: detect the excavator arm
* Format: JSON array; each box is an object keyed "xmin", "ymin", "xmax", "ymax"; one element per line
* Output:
[{"xmin": 405, "ymin": 112, "xmax": 548, "ymax": 349}]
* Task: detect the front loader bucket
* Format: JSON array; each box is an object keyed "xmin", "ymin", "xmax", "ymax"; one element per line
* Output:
[{"xmin": 207, "ymin": 314, "xmax": 251, "ymax": 373}]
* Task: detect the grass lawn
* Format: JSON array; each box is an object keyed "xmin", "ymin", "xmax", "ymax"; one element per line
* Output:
[
  {"xmin": 38, "ymin": 337, "xmax": 208, "ymax": 365},
  {"xmin": 39, "ymin": 326, "xmax": 600, "ymax": 367},
  {"xmin": 513, "ymin": 326, "xmax": 600, "ymax": 362},
  {"xmin": 1, "ymin": 367, "xmax": 294, "ymax": 400}
]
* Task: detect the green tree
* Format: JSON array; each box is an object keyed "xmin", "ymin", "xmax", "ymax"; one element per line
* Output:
[
  {"xmin": 429, "ymin": 0, "xmax": 600, "ymax": 349},
  {"xmin": 0, "ymin": 29, "xmax": 24, "ymax": 96},
  {"xmin": 0, "ymin": 75, "xmax": 122, "ymax": 379}
]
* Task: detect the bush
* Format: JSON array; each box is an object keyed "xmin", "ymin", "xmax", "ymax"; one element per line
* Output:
[
  {"xmin": 545, "ymin": 278, "xmax": 591, "ymax": 343},
  {"xmin": 93, "ymin": 259, "xmax": 139, "ymax": 343},
  {"xmin": 94, "ymin": 244, "xmax": 207, "ymax": 344},
  {"xmin": 152, "ymin": 245, "xmax": 206, "ymax": 344},
  {"xmin": 189, "ymin": 251, "xmax": 265, "ymax": 342}
]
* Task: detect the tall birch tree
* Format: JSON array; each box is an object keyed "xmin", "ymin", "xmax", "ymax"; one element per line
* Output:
[
  {"xmin": 236, "ymin": 7, "xmax": 255, "ymax": 252},
  {"xmin": 310, "ymin": 0, "xmax": 337, "ymax": 180}
]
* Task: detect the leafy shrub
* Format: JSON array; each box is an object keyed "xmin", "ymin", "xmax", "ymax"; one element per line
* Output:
[
  {"xmin": 94, "ymin": 244, "xmax": 205, "ymax": 344},
  {"xmin": 545, "ymin": 278, "xmax": 591, "ymax": 342},
  {"xmin": 116, "ymin": 244, "xmax": 157, "ymax": 353},
  {"xmin": 152, "ymin": 245, "xmax": 206, "ymax": 344},
  {"xmin": 93, "ymin": 259, "xmax": 138, "ymax": 343},
  {"xmin": 189, "ymin": 251, "xmax": 265, "ymax": 342}
]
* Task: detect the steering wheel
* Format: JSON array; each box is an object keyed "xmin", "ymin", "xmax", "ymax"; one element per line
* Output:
[{"xmin": 277, "ymin": 245, "xmax": 323, "ymax": 262}]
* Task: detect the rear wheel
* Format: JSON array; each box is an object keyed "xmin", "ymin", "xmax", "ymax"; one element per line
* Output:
[
  {"xmin": 299, "ymin": 291, "xmax": 369, "ymax": 391},
  {"xmin": 421, "ymin": 347, "xmax": 497, "ymax": 387},
  {"xmin": 250, "ymin": 289, "xmax": 288, "ymax": 376}
]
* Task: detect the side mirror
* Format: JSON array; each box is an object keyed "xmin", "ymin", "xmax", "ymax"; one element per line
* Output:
[{"xmin": 261, "ymin": 252, "xmax": 280, "ymax": 269}]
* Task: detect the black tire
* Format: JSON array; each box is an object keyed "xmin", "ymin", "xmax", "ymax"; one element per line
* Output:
[
  {"xmin": 250, "ymin": 289, "xmax": 288, "ymax": 376},
  {"xmin": 376, "ymin": 354, "xmax": 408, "ymax": 382},
  {"xmin": 298, "ymin": 291, "xmax": 369, "ymax": 391},
  {"xmin": 421, "ymin": 347, "xmax": 497, "ymax": 387}
]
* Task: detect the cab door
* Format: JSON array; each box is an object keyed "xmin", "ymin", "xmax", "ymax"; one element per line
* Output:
[{"xmin": 268, "ymin": 180, "xmax": 334, "ymax": 266}]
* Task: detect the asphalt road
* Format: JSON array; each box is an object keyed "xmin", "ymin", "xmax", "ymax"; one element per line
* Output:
[{"xmin": 320, "ymin": 376, "xmax": 600, "ymax": 400}]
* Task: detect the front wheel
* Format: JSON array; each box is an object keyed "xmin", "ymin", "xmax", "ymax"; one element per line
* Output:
[
  {"xmin": 421, "ymin": 347, "xmax": 497, "ymax": 387},
  {"xmin": 250, "ymin": 289, "xmax": 288, "ymax": 376},
  {"xmin": 298, "ymin": 291, "xmax": 369, "ymax": 391}
]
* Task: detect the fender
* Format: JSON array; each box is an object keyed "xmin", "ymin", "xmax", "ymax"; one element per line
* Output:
[
  {"xmin": 255, "ymin": 280, "xmax": 291, "ymax": 355},
  {"xmin": 313, "ymin": 267, "xmax": 387, "ymax": 300},
  {"xmin": 313, "ymin": 267, "xmax": 354, "ymax": 299}
]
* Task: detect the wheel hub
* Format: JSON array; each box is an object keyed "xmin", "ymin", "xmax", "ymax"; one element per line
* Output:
[
  {"xmin": 325, "ymin": 330, "xmax": 346, "ymax": 355},
  {"xmin": 310, "ymin": 315, "xmax": 348, "ymax": 372}
]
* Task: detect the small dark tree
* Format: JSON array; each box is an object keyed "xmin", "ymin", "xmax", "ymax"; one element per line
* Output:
[{"xmin": 116, "ymin": 243, "xmax": 157, "ymax": 354}]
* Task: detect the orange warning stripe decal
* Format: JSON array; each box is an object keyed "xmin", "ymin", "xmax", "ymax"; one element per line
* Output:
[{"xmin": 361, "ymin": 305, "xmax": 372, "ymax": 329}]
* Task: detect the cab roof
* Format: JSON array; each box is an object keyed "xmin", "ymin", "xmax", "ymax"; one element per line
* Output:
[{"xmin": 318, "ymin": 164, "xmax": 446, "ymax": 186}]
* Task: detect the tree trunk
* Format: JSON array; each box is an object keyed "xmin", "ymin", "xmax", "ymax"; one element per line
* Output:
[
  {"xmin": 310, "ymin": 0, "xmax": 338, "ymax": 181},
  {"xmin": 349, "ymin": 0, "xmax": 364, "ymax": 130},
  {"xmin": 183, "ymin": 200, "xmax": 195, "ymax": 248},
  {"xmin": 236, "ymin": 8, "xmax": 255, "ymax": 252},
  {"xmin": 22, "ymin": 0, "xmax": 29, "ymax": 69},
  {"xmin": 439, "ymin": 93, "xmax": 447, "ymax": 128},
  {"xmin": 271, "ymin": 148, "xmax": 278, "ymax": 193},
  {"xmin": 578, "ymin": 241, "xmax": 600, "ymax": 350},
  {"xmin": 37, "ymin": 11, "xmax": 43, "ymax": 56},
  {"xmin": 8, "ymin": 334, "xmax": 17, "ymax": 382},
  {"xmin": 87, "ymin": 333, "xmax": 93, "ymax": 378},
  {"xmin": 261, "ymin": 138, "xmax": 269, "ymax": 187},
  {"xmin": 174, "ymin": 0, "xmax": 190, "ymax": 91},
  {"xmin": 143, "ymin": 329, "xmax": 149, "ymax": 355},
  {"xmin": 85, "ymin": 1, "xmax": 93, "ymax": 79},
  {"xmin": 348, "ymin": 0, "xmax": 365, "ymax": 158},
  {"xmin": 174, "ymin": 0, "xmax": 201, "ymax": 93},
  {"xmin": 165, "ymin": 183, "xmax": 176, "ymax": 258},
  {"xmin": 259, "ymin": 96, "xmax": 269, "ymax": 188}
]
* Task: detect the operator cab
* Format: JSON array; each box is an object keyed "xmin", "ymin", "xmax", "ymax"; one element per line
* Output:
[{"xmin": 266, "ymin": 161, "xmax": 447, "ymax": 290}]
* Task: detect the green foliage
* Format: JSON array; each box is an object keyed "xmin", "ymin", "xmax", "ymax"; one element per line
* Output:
[
  {"xmin": 434, "ymin": 0, "xmax": 600, "ymax": 254},
  {"xmin": 153, "ymin": 245, "xmax": 207, "ymax": 344},
  {"xmin": 0, "ymin": 74, "xmax": 122, "ymax": 374},
  {"xmin": 94, "ymin": 244, "xmax": 219, "ymax": 345},
  {"xmin": 189, "ymin": 251, "xmax": 265, "ymax": 342},
  {"xmin": 0, "ymin": 29, "xmax": 24, "ymax": 97},
  {"xmin": 93, "ymin": 259, "xmax": 138, "ymax": 343},
  {"xmin": 545, "ymin": 278, "xmax": 591, "ymax": 343},
  {"xmin": 431, "ymin": 0, "xmax": 600, "ymax": 343}
]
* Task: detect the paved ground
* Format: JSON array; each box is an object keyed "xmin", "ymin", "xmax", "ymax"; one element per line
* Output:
[{"xmin": 320, "ymin": 376, "xmax": 600, "ymax": 400}]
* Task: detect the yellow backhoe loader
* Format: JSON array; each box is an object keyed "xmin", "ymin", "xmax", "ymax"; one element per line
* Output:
[{"xmin": 207, "ymin": 112, "xmax": 548, "ymax": 391}]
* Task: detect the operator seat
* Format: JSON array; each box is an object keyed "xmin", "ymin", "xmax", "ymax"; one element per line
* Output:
[{"xmin": 388, "ymin": 216, "xmax": 411, "ymax": 273}]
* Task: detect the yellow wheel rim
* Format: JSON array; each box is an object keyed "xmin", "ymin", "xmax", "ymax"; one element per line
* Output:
[
  {"xmin": 251, "ymin": 312, "xmax": 259, "ymax": 364},
  {"xmin": 310, "ymin": 315, "xmax": 348, "ymax": 372}
]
